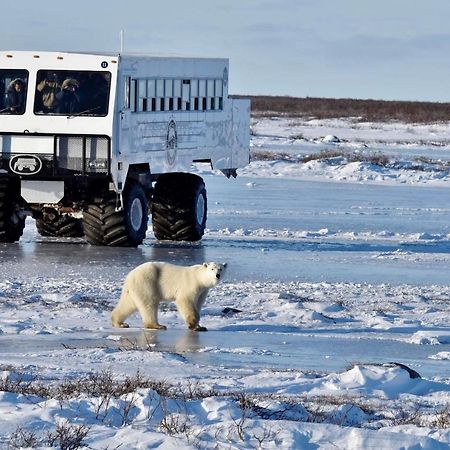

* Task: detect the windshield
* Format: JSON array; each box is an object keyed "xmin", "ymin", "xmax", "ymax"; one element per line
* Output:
[
  {"xmin": 34, "ymin": 70, "xmax": 111, "ymax": 116},
  {"xmin": 0, "ymin": 69, "xmax": 28, "ymax": 115}
]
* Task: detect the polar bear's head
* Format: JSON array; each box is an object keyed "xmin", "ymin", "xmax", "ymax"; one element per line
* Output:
[{"xmin": 201, "ymin": 262, "xmax": 227, "ymax": 287}]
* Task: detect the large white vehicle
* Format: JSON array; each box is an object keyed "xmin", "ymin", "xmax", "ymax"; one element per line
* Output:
[{"xmin": 0, "ymin": 50, "xmax": 250, "ymax": 246}]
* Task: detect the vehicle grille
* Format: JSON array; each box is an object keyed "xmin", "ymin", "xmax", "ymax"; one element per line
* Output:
[{"xmin": 57, "ymin": 136, "xmax": 110, "ymax": 173}]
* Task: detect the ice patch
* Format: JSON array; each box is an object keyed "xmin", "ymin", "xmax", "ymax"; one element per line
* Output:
[
  {"xmin": 199, "ymin": 346, "xmax": 280, "ymax": 356},
  {"xmin": 374, "ymin": 249, "xmax": 413, "ymax": 259}
]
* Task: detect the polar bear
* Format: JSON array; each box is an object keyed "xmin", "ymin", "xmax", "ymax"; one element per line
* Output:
[{"xmin": 111, "ymin": 262, "xmax": 227, "ymax": 331}]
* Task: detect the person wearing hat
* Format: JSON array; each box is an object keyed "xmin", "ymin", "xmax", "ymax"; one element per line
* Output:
[
  {"xmin": 5, "ymin": 78, "xmax": 26, "ymax": 114},
  {"xmin": 56, "ymin": 78, "xmax": 80, "ymax": 114},
  {"xmin": 36, "ymin": 73, "xmax": 60, "ymax": 113}
]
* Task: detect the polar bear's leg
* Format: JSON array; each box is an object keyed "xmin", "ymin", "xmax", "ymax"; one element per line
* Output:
[
  {"xmin": 124, "ymin": 274, "xmax": 167, "ymax": 330},
  {"xmin": 111, "ymin": 290, "xmax": 137, "ymax": 328},
  {"xmin": 196, "ymin": 291, "xmax": 208, "ymax": 310},
  {"xmin": 176, "ymin": 297, "xmax": 207, "ymax": 332},
  {"xmin": 135, "ymin": 298, "xmax": 167, "ymax": 330}
]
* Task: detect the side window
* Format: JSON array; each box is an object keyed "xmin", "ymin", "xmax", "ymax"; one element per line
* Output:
[
  {"xmin": 215, "ymin": 79, "xmax": 223, "ymax": 110},
  {"xmin": 0, "ymin": 69, "xmax": 28, "ymax": 115},
  {"xmin": 130, "ymin": 76, "xmax": 224, "ymax": 114},
  {"xmin": 164, "ymin": 79, "xmax": 173, "ymax": 111},
  {"xmin": 206, "ymin": 79, "xmax": 215, "ymax": 110},
  {"xmin": 124, "ymin": 77, "xmax": 131, "ymax": 109},
  {"xmin": 130, "ymin": 79, "xmax": 137, "ymax": 112},
  {"xmin": 190, "ymin": 80, "xmax": 198, "ymax": 111},
  {"xmin": 124, "ymin": 76, "xmax": 136, "ymax": 111},
  {"xmin": 147, "ymin": 79, "xmax": 156, "ymax": 111},
  {"xmin": 199, "ymin": 80, "xmax": 206, "ymax": 111},
  {"xmin": 182, "ymin": 80, "xmax": 190, "ymax": 111},
  {"xmin": 34, "ymin": 70, "xmax": 110, "ymax": 116},
  {"xmin": 173, "ymin": 79, "xmax": 181, "ymax": 111},
  {"xmin": 138, "ymin": 79, "xmax": 146, "ymax": 112},
  {"xmin": 156, "ymin": 79, "xmax": 164, "ymax": 111}
]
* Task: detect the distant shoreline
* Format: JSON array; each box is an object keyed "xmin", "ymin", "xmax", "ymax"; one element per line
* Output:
[{"xmin": 234, "ymin": 95, "xmax": 450, "ymax": 123}]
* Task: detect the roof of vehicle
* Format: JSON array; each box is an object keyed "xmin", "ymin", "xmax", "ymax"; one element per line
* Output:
[{"xmin": 1, "ymin": 50, "xmax": 227, "ymax": 62}]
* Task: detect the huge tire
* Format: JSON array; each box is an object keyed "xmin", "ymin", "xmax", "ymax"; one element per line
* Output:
[
  {"xmin": 83, "ymin": 184, "xmax": 148, "ymax": 247},
  {"xmin": 151, "ymin": 173, "xmax": 207, "ymax": 241},
  {"xmin": 0, "ymin": 177, "xmax": 25, "ymax": 243},
  {"xmin": 36, "ymin": 214, "xmax": 84, "ymax": 238}
]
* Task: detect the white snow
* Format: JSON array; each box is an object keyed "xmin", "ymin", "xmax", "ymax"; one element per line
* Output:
[
  {"xmin": 241, "ymin": 116, "xmax": 450, "ymax": 185},
  {"xmin": 1, "ymin": 117, "xmax": 450, "ymax": 449}
]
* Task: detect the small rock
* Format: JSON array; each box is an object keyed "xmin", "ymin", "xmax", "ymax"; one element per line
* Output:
[{"xmin": 222, "ymin": 307, "xmax": 242, "ymax": 316}]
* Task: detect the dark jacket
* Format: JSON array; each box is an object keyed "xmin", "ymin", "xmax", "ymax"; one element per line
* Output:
[
  {"xmin": 55, "ymin": 88, "xmax": 80, "ymax": 114},
  {"xmin": 5, "ymin": 84, "xmax": 26, "ymax": 113}
]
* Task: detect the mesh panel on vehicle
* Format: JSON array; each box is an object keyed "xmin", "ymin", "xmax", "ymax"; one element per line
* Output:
[{"xmin": 57, "ymin": 136, "xmax": 109, "ymax": 172}]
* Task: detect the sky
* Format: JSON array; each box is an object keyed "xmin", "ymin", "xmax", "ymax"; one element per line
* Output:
[{"xmin": 3, "ymin": 0, "xmax": 450, "ymax": 102}]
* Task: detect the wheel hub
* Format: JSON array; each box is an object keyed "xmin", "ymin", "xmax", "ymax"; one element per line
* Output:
[
  {"xmin": 196, "ymin": 193, "xmax": 205, "ymax": 226},
  {"xmin": 130, "ymin": 197, "xmax": 143, "ymax": 231}
]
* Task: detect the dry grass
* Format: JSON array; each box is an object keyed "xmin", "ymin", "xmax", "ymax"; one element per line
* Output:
[
  {"xmin": 300, "ymin": 150, "xmax": 390, "ymax": 167},
  {"xmin": 8, "ymin": 422, "xmax": 90, "ymax": 450},
  {"xmin": 250, "ymin": 149, "xmax": 390, "ymax": 166},
  {"xmin": 250, "ymin": 148, "xmax": 450, "ymax": 172},
  {"xmin": 236, "ymin": 95, "xmax": 450, "ymax": 123},
  {"xmin": 2, "ymin": 368, "xmax": 449, "ymax": 450},
  {"xmin": 0, "ymin": 368, "xmax": 216, "ymax": 402}
]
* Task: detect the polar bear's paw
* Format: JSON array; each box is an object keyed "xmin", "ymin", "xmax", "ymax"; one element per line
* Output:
[
  {"xmin": 143, "ymin": 322, "xmax": 167, "ymax": 330},
  {"xmin": 112, "ymin": 321, "xmax": 130, "ymax": 328},
  {"xmin": 190, "ymin": 325, "xmax": 208, "ymax": 332}
]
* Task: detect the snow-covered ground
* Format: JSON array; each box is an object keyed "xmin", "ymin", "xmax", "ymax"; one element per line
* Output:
[
  {"xmin": 1, "ymin": 117, "xmax": 450, "ymax": 449},
  {"xmin": 245, "ymin": 116, "xmax": 450, "ymax": 185}
]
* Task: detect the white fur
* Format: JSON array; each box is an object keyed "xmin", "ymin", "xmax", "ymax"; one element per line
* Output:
[{"xmin": 111, "ymin": 262, "xmax": 226, "ymax": 331}]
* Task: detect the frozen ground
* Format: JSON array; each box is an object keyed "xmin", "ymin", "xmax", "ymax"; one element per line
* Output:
[{"xmin": 1, "ymin": 117, "xmax": 450, "ymax": 449}]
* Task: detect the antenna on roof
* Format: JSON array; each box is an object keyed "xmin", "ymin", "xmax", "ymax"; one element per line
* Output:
[{"xmin": 120, "ymin": 30, "xmax": 124, "ymax": 53}]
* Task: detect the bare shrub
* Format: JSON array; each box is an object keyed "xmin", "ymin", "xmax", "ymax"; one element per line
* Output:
[
  {"xmin": 225, "ymin": 395, "xmax": 283, "ymax": 447},
  {"xmin": 8, "ymin": 422, "xmax": 89, "ymax": 450},
  {"xmin": 300, "ymin": 150, "xmax": 345, "ymax": 164},
  {"xmin": 368, "ymin": 153, "xmax": 390, "ymax": 167},
  {"xmin": 46, "ymin": 421, "xmax": 90, "ymax": 450},
  {"xmin": 228, "ymin": 392, "xmax": 260, "ymax": 441},
  {"xmin": 250, "ymin": 150, "xmax": 295, "ymax": 162},
  {"xmin": 119, "ymin": 391, "xmax": 140, "ymax": 426},
  {"xmin": 156, "ymin": 394, "xmax": 201, "ymax": 445},
  {"xmin": 251, "ymin": 425, "xmax": 281, "ymax": 448},
  {"xmin": 430, "ymin": 405, "xmax": 450, "ymax": 428},
  {"xmin": 230, "ymin": 408, "xmax": 249, "ymax": 442},
  {"xmin": 178, "ymin": 379, "xmax": 218, "ymax": 400},
  {"xmin": 252, "ymin": 147, "xmax": 448, "ymax": 173},
  {"xmin": 389, "ymin": 406, "xmax": 423, "ymax": 427},
  {"xmin": 159, "ymin": 412, "xmax": 190, "ymax": 436},
  {"xmin": 8, "ymin": 427, "xmax": 39, "ymax": 449},
  {"xmin": 0, "ymin": 371, "xmax": 50, "ymax": 400},
  {"xmin": 300, "ymin": 150, "xmax": 390, "ymax": 167}
]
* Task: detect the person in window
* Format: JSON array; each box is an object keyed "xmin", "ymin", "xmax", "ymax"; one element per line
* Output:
[
  {"xmin": 5, "ymin": 78, "xmax": 26, "ymax": 114},
  {"xmin": 36, "ymin": 73, "xmax": 60, "ymax": 113},
  {"xmin": 79, "ymin": 73, "xmax": 109, "ymax": 115},
  {"xmin": 56, "ymin": 78, "xmax": 80, "ymax": 114}
]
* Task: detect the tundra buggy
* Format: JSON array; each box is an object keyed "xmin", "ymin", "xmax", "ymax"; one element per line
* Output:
[{"xmin": 0, "ymin": 51, "xmax": 250, "ymax": 246}]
